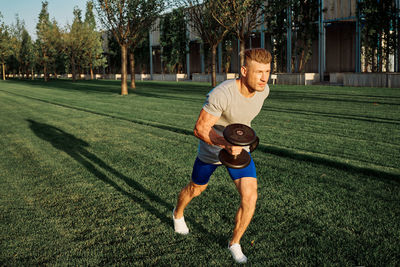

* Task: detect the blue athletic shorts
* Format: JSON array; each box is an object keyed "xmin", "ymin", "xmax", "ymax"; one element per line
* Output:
[{"xmin": 191, "ymin": 154, "xmax": 257, "ymax": 185}]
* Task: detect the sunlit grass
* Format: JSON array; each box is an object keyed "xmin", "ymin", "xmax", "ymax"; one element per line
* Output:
[{"xmin": 0, "ymin": 79, "xmax": 399, "ymax": 265}]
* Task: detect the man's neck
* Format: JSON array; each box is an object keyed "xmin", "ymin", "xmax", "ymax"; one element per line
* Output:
[{"xmin": 236, "ymin": 78, "xmax": 255, "ymax": 98}]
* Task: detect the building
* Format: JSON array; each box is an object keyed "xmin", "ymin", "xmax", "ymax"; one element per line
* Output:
[{"xmin": 147, "ymin": 0, "xmax": 399, "ymax": 84}]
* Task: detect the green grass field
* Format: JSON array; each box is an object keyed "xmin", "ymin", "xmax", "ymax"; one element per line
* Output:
[{"xmin": 0, "ymin": 79, "xmax": 399, "ymax": 266}]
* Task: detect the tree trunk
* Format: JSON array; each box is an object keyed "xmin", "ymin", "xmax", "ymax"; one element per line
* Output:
[
  {"xmin": 90, "ymin": 63, "xmax": 94, "ymax": 80},
  {"xmin": 398, "ymin": 15, "xmax": 400, "ymax": 71},
  {"xmin": 211, "ymin": 44, "xmax": 217, "ymax": 87},
  {"xmin": 71, "ymin": 56, "xmax": 76, "ymax": 82},
  {"xmin": 372, "ymin": 47, "xmax": 376, "ymax": 72},
  {"xmin": 31, "ymin": 67, "xmax": 34, "ymax": 80},
  {"xmin": 239, "ymin": 37, "xmax": 246, "ymax": 67},
  {"xmin": 120, "ymin": 44, "xmax": 129, "ymax": 95},
  {"xmin": 77, "ymin": 66, "xmax": 81, "ymax": 80},
  {"xmin": 385, "ymin": 38, "xmax": 390, "ymax": 72},
  {"xmin": 44, "ymin": 63, "xmax": 48, "ymax": 82},
  {"xmin": 378, "ymin": 34, "xmax": 383, "ymax": 72},
  {"xmin": 2, "ymin": 63, "xmax": 5, "ymax": 80},
  {"xmin": 43, "ymin": 51, "xmax": 48, "ymax": 81},
  {"xmin": 129, "ymin": 52, "xmax": 136, "ymax": 89}
]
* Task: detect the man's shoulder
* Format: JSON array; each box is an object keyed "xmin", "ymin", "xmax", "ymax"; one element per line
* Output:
[{"xmin": 208, "ymin": 79, "xmax": 236, "ymax": 97}]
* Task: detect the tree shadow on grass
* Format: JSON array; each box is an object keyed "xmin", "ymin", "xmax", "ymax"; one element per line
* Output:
[
  {"xmin": 27, "ymin": 119, "xmax": 227, "ymax": 246},
  {"xmin": 9, "ymin": 78, "xmax": 211, "ymax": 96},
  {"xmin": 13, "ymin": 79, "xmax": 128, "ymax": 95},
  {"xmin": 257, "ymin": 144, "xmax": 400, "ymax": 183}
]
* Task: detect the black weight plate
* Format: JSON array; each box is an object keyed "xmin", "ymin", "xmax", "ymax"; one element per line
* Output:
[
  {"xmin": 218, "ymin": 149, "xmax": 251, "ymax": 169},
  {"xmin": 249, "ymin": 136, "xmax": 259, "ymax": 153},
  {"xmin": 223, "ymin": 124, "xmax": 256, "ymax": 146}
]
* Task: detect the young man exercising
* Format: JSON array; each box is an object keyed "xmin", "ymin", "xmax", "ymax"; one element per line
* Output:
[{"xmin": 173, "ymin": 48, "xmax": 272, "ymax": 263}]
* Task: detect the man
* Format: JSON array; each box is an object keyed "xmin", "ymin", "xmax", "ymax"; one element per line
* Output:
[{"xmin": 173, "ymin": 48, "xmax": 271, "ymax": 264}]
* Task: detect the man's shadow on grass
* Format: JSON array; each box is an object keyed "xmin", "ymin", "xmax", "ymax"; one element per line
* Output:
[{"xmin": 27, "ymin": 119, "xmax": 226, "ymax": 245}]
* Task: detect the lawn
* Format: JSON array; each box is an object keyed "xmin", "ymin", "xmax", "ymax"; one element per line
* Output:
[{"xmin": 0, "ymin": 79, "xmax": 399, "ymax": 265}]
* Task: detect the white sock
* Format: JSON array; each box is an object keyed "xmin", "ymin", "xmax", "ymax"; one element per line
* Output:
[
  {"xmin": 228, "ymin": 243, "xmax": 247, "ymax": 264},
  {"xmin": 172, "ymin": 208, "xmax": 189, "ymax": 235}
]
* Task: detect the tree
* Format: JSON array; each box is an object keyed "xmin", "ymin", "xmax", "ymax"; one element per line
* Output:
[
  {"xmin": 0, "ymin": 13, "xmax": 13, "ymax": 80},
  {"xmin": 84, "ymin": 0, "xmax": 106, "ymax": 79},
  {"xmin": 359, "ymin": 0, "xmax": 398, "ymax": 72},
  {"xmin": 36, "ymin": 1, "xmax": 50, "ymax": 81},
  {"xmin": 180, "ymin": 0, "xmax": 231, "ymax": 87},
  {"xmin": 263, "ymin": 0, "xmax": 319, "ymax": 73},
  {"xmin": 290, "ymin": 0, "xmax": 318, "ymax": 72},
  {"xmin": 5, "ymin": 15, "xmax": 29, "ymax": 78},
  {"xmin": 36, "ymin": 1, "xmax": 62, "ymax": 81},
  {"xmin": 46, "ymin": 19, "xmax": 64, "ymax": 78},
  {"xmin": 210, "ymin": 0, "xmax": 265, "ymax": 66},
  {"xmin": 264, "ymin": 0, "xmax": 288, "ymax": 72},
  {"xmin": 63, "ymin": 6, "xmax": 85, "ymax": 82},
  {"xmin": 96, "ymin": 0, "xmax": 165, "ymax": 95},
  {"xmin": 160, "ymin": 7, "xmax": 187, "ymax": 73},
  {"xmin": 134, "ymin": 32, "xmax": 150, "ymax": 74},
  {"xmin": 20, "ymin": 28, "xmax": 36, "ymax": 79},
  {"xmin": 85, "ymin": 0, "xmax": 97, "ymax": 29}
]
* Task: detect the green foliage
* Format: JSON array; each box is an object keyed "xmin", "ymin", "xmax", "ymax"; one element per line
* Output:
[
  {"xmin": 96, "ymin": 0, "xmax": 165, "ymax": 46},
  {"xmin": 83, "ymin": 2, "xmax": 107, "ymax": 76},
  {"xmin": 0, "ymin": 16, "xmax": 13, "ymax": 65},
  {"xmin": 0, "ymin": 16, "xmax": 13, "ymax": 79},
  {"xmin": 19, "ymin": 28, "xmax": 36, "ymax": 76},
  {"xmin": 221, "ymin": 31, "xmax": 236, "ymax": 73},
  {"xmin": 133, "ymin": 32, "xmax": 150, "ymax": 73},
  {"xmin": 5, "ymin": 15, "xmax": 26, "ymax": 75},
  {"xmin": 290, "ymin": 0, "xmax": 318, "ymax": 72},
  {"xmin": 264, "ymin": 0, "xmax": 288, "ymax": 72},
  {"xmin": 264, "ymin": 0, "xmax": 318, "ymax": 73},
  {"xmin": 104, "ymin": 33, "xmax": 121, "ymax": 73},
  {"xmin": 180, "ymin": 0, "xmax": 232, "ymax": 85},
  {"xmin": 36, "ymin": 1, "xmax": 62, "ymax": 80},
  {"xmin": 96, "ymin": 0, "xmax": 166, "ymax": 92},
  {"xmin": 160, "ymin": 8, "xmax": 187, "ymax": 73},
  {"xmin": 358, "ymin": 0, "xmax": 398, "ymax": 72},
  {"xmin": 210, "ymin": 0, "xmax": 265, "ymax": 65},
  {"xmin": 85, "ymin": 1, "xmax": 97, "ymax": 30},
  {"xmin": 62, "ymin": 4, "xmax": 106, "ymax": 81}
]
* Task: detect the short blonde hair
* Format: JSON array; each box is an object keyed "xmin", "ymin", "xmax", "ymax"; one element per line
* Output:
[{"xmin": 243, "ymin": 48, "xmax": 272, "ymax": 66}]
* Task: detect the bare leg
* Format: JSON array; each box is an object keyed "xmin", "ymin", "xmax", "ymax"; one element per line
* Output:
[
  {"xmin": 174, "ymin": 181, "xmax": 208, "ymax": 219},
  {"xmin": 230, "ymin": 177, "xmax": 258, "ymax": 246}
]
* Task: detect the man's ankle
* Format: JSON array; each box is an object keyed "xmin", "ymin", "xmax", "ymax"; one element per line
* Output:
[
  {"xmin": 229, "ymin": 240, "xmax": 240, "ymax": 247},
  {"xmin": 173, "ymin": 208, "xmax": 183, "ymax": 219}
]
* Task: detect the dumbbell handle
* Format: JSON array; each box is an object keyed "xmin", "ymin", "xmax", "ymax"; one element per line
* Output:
[{"xmin": 228, "ymin": 136, "xmax": 259, "ymax": 158}]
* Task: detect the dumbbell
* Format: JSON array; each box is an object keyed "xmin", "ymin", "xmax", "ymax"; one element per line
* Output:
[{"xmin": 218, "ymin": 123, "xmax": 259, "ymax": 169}]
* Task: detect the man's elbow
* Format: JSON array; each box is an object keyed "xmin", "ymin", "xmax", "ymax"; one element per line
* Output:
[{"xmin": 193, "ymin": 126, "xmax": 201, "ymax": 139}]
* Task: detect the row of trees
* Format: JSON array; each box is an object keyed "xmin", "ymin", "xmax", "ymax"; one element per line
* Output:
[
  {"xmin": 0, "ymin": 1, "xmax": 106, "ymax": 83},
  {"xmin": 168, "ymin": 0, "xmax": 319, "ymax": 84},
  {"xmin": 1, "ymin": 0, "xmax": 399, "ymax": 95},
  {"xmin": 359, "ymin": 0, "xmax": 399, "ymax": 72},
  {"xmin": 88, "ymin": 0, "xmax": 321, "ymax": 93}
]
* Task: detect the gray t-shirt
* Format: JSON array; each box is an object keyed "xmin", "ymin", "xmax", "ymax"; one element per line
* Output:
[{"xmin": 198, "ymin": 79, "xmax": 270, "ymax": 164}]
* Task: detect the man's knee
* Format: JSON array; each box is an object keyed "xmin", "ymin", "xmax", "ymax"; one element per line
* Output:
[
  {"xmin": 238, "ymin": 180, "xmax": 258, "ymax": 206},
  {"xmin": 242, "ymin": 190, "xmax": 258, "ymax": 206},
  {"xmin": 188, "ymin": 182, "xmax": 207, "ymax": 198}
]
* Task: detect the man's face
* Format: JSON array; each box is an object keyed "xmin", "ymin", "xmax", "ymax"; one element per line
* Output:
[{"xmin": 241, "ymin": 60, "xmax": 271, "ymax": 92}]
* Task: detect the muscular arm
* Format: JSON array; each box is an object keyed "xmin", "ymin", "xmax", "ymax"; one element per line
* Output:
[{"xmin": 193, "ymin": 109, "xmax": 242, "ymax": 155}]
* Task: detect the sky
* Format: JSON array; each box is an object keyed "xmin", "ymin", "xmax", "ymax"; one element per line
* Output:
[{"xmin": 0, "ymin": 0, "xmax": 91, "ymax": 39}]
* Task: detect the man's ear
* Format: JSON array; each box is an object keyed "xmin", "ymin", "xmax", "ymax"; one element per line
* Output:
[{"xmin": 240, "ymin": 65, "xmax": 247, "ymax": 77}]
